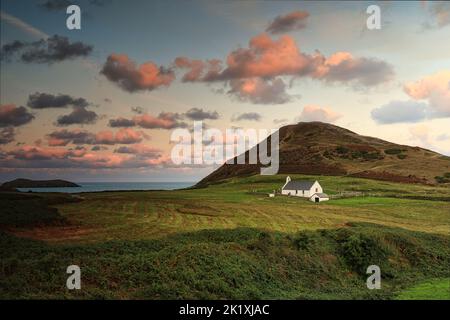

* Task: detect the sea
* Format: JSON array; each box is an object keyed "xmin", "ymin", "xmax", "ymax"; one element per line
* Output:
[{"xmin": 17, "ymin": 182, "xmax": 194, "ymax": 193}]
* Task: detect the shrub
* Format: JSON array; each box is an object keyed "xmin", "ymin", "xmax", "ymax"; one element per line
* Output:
[
  {"xmin": 339, "ymin": 233, "xmax": 387, "ymax": 275},
  {"xmin": 435, "ymin": 176, "xmax": 450, "ymax": 184},
  {"xmin": 336, "ymin": 146, "xmax": 349, "ymax": 154},
  {"xmin": 397, "ymin": 154, "xmax": 407, "ymax": 160},
  {"xmin": 385, "ymin": 148, "xmax": 404, "ymax": 155}
]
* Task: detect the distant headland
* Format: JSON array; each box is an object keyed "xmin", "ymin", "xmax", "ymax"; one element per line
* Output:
[{"xmin": 1, "ymin": 179, "xmax": 80, "ymax": 189}]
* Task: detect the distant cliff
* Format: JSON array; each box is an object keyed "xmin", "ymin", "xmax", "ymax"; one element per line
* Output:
[{"xmin": 1, "ymin": 178, "xmax": 80, "ymax": 188}]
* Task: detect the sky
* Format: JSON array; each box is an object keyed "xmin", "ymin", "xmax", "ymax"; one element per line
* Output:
[{"xmin": 0, "ymin": 0, "xmax": 449, "ymax": 182}]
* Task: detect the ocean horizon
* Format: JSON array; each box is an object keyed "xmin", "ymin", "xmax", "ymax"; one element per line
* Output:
[{"xmin": 17, "ymin": 182, "xmax": 195, "ymax": 193}]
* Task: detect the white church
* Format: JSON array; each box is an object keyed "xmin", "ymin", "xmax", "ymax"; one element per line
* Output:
[{"xmin": 281, "ymin": 176, "xmax": 329, "ymax": 202}]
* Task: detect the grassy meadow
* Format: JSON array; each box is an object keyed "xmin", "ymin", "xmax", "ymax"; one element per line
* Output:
[{"xmin": 0, "ymin": 174, "xmax": 449, "ymax": 299}]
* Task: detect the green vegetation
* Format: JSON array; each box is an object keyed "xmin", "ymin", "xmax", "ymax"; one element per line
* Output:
[
  {"xmin": 1, "ymin": 223, "xmax": 449, "ymax": 299},
  {"xmin": 396, "ymin": 278, "xmax": 450, "ymax": 300},
  {"xmin": 0, "ymin": 193, "xmax": 74, "ymax": 227},
  {"xmin": 336, "ymin": 146, "xmax": 349, "ymax": 154},
  {"xmin": 435, "ymin": 173, "xmax": 450, "ymax": 184},
  {"xmin": 384, "ymin": 148, "xmax": 405, "ymax": 155},
  {"xmin": 0, "ymin": 174, "xmax": 449, "ymax": 299},
  {"xmin": 350, "ymin": 150, "xmax": 383, "ymax": 161}
]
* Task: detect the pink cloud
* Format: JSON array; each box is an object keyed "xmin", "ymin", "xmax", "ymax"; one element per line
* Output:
[
  {"xmin": 101, "ymin": 54, "xmax": 175, "ymax": 92},
  {"xmin": 133, "ymin": 112, "xmax": 187, "ymax": 129},
  {"xmin": 7, "ymin": 145, "xmax": 80, "ymax": 160},
  {"xmin": 174, "ymin": 33, "xmax": 393, "ymax": 104},
  {"xmin": 114, "ymin": 144, "xmax": 161, "ymax": 156},
  {"xmin": 228, "ymin": 77, "xmax": 291, "ymax": 104},
  {"xmin": 96, "ymin": 128, "xmax": 144, "ymax": 145},
  {"xmin": 404, "ymin": 70, "xmax": 450, "ymax": 116},
  {"xmin": 0, "ymin": 104, "xmax": 34, "ymax": 127},
  {"xmin": 47, "ymin": 128, "xmax": 144, "ymax": 146},
  {"xmin": 174, "ymin": 57, "xmax": 222, "ymax": 82}
]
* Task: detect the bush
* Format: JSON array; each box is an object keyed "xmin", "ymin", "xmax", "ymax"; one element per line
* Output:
[
  {"xmin": 435, "ymin": 176, "xmax": 450, "ymax": 184},
  {"xmin": 336, "ymin": 146, "xmax": 349, "ymax": 154},
  {"xmin": 385, "ymin": 148, "xmax": 404, "ymax": 155},
  {"xmin": 397, "ymin": 154, "xmax": 407, "ymax": 160},
  {"xmin": 338, "ymin": 232, "xmax": 388, "ymax": 275}
]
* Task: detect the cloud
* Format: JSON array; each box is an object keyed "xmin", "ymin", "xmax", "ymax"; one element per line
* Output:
[
  {"xmin": 47, "ymin": 129, "xmax": 94, "ymax": 146},
  {"xmin": 27, "ymin": 92, "xmax": 90, "ymax": 109},
  {"xmin": 231, "ymin": 112, "xmax": 262, "ymax": 122},
  {"xmin": 173, "ymin": 57, "xmax": 222, "ymax": 82},
  {"xmin": 114, "ymin": 144, "xmax": 161, "ymax": 157},
  {"xmin": 297, "ymin": 105, "xmax": 342, "ymax": 123},
  {"xmin": 184, "ymin": 108, "xmax": 219, "ymax": 120},
  {"xmin": 134, "ymin": 112, "xmax": 187, "ymax": 129},
  {"xmin": 1, "ymin": 35, "xmax": 93, "ymax": 64},
  {"xmin": 39, "ymin": 0, "xmax": 72, "ymax": 11},
  {"xmin": 192, "ymin": 34, "xmax": 393, "ymax": 86},
  {"xmin": 209, "ymin": 33, "xmax": 320, "ymax": 81},
  {"xmin": 46, "ymin": 128, "xmax": 144, "ymax": 146},
  {"xmin": 266, "ymin": 10, "xmax": 310, "ymax": 34},
  {"xmin": 7, "ymin": 145, "xmax": 84, "ymax": 161},
  {"xmin": 1, "ymin": 144, "xmax": 170, "ymax": 169},
  {"xmin": 0, "ymin": 104, "xmax": 34, "ymax": 127},
  {"xmin": 404, "ymin": 70, "xmax": 450, "ymax": 117},
  {"xmin": 0, "ymin": 127, "xmax": 15, "ymax": 144},
  {"xmin": 110, "ymin": 108, "xmax": 219, "ymax": 128},
  {"xmin": 109, "ymin": 117, "xmax": 136, "ymax": 128},
  {"xmin": 228, "ymin": 77, "xmax": 291, "ymax": 104},
  {"xmin": 0, "ymin": 11, "xmax": 49, "ymax": 39},
  {"xmin": 372, "ymin": 70, "xmax": 450, "ymax": 124},
  {"xmin": 317, "ymin": 52, "xmax": 395, "ymax": 87},
  {"xmin": 101, "ymin": 54, "xmax": 175, "ymax": 92},
  {"xmin": 371, "ymin": 100, "xmax": 428, "ymax": 124},
  {"xmin": 423, "ymin": 2, "xmax": 450, "ymax": 29},
  {"xmin": 175, "ymin": 33, "xmax": 394, "ymax": 104},
  {"xmin": 56, "ymin": 106, "xmax": 98, "ymax": 126},
  {"xmin": 94, "ymin": 128, "xmax": 145, "ymax": 145},
  {"xmin": 0, "ymin": 40, "xmax": 26, "ymax": 61}
]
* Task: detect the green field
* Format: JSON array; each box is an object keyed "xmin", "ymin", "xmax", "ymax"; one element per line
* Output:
[
  {"xmin": 1, "ymin": 174, "xmax": 449, "ymax": 299},
  {"xmin": 396, "ymin": 278, "xmax": 450, "ymax": 300}
]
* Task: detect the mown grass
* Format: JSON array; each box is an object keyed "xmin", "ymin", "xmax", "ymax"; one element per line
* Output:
[
  {"xmin": 395, "ymin": 278, "xmax": 450, "ymax": 300},
  {"xmin": 17, "ymin": 174, "xmax": 446, "ymax": 243},
  {"xmin": 0, "ymin": 174, "xmax": 449, "ymax": 299}
]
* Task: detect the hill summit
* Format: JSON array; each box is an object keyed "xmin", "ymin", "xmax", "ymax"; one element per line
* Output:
[{"xmin": 197, "ymin": 122, "xmax": 450, "ymax": 186}]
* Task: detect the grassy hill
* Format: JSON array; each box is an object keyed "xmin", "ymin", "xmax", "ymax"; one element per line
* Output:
[
  {"xmin": 0, "ymin": 174, "xmax": 449, "ymax": 299},
  {"xmin": 198, "ymin": 122, "xmax": 450, "ymax": 186}
]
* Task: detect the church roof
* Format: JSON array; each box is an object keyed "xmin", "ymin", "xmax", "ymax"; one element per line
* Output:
[{"xmin": 283, "ymin": 180, "xmax": 316, "ymax": 191}]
